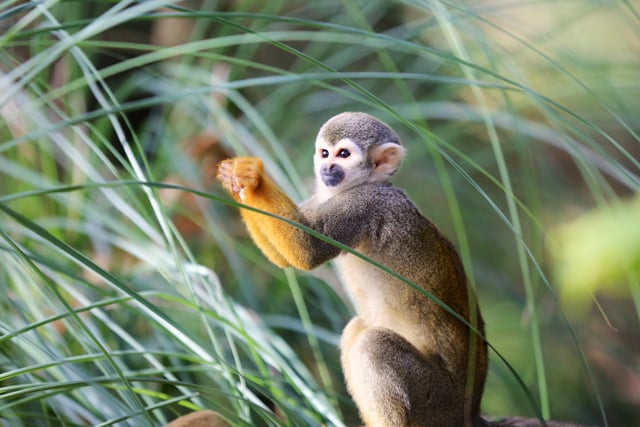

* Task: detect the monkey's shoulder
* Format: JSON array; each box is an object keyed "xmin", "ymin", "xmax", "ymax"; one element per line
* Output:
[{"xmin": 312, "ymin": 182, "xmax": 431, "ymax": 239}]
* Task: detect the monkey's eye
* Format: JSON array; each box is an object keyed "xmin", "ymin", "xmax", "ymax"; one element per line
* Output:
[
  {"xmin": 337, "ymin": 149, "xmax": 350, "ymax": 158},
  {"xmin": 320, "ymin": 149, "xmax": 329, "ymax": 158}
]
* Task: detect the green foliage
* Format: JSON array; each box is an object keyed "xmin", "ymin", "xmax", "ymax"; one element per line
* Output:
[
  {"xmin": 551, "ymin": 194, "xmax": 640, "ymax": 316},
  {"xmin": 1, "ymin": 1, "xmax": 638, "ymax": 426}
]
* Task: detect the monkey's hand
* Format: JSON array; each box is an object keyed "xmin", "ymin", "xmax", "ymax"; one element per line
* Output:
[
  {"xmin": 216, "ymin": 156, "xmax": 298, "ymax": 268},
  {"xmin": 216, "ymin": 155, "xmax": 342, "ymax": 270},
  {"xmin": 216, "ymin": 157, "xmax": 263, "ymax": 201}
]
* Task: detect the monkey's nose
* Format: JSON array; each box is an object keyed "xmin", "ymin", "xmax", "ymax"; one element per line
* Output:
[{"xmin": 320, "ymin": 164, "xmax": 345, "ymax": 187}]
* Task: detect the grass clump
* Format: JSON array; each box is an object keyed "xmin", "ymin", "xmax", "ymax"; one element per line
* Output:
[{"xmin": 1, "ymin": 1, "xmax": 638, "ymax": 426}]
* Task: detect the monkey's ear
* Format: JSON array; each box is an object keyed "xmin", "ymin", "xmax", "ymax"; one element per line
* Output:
[{"xmin": 372, "ymin": 143, "xmax": 406, "ymax": 179}]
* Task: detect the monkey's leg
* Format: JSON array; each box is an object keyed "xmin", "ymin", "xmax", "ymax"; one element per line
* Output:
[{"xmin": 341, "ymin": 317, "xmax": 463, "ymax": 427}]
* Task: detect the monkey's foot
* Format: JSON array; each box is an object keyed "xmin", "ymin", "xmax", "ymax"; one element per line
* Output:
[
  {"xmin": 217, "ymin": 157, "xmax": 263, "ymax": 199},
  {"xmin": 165, "ymin": 410, "xmax": 231, "ymax": 427}
]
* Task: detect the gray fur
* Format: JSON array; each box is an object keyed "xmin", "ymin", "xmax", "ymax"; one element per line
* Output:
[{"xmin": 318, "ymin": 112, "xmax": 402, "ymax": 149}]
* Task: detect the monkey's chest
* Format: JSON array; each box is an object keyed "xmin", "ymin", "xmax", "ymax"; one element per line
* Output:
[{"xmin": 335, "ymin": 253, "xmax": 413, "ymax": 326}]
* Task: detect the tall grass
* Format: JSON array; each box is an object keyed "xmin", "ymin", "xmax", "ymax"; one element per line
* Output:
[{"xmin": 1, "ymin": 1, "xmax": 638, "ymax": 426}]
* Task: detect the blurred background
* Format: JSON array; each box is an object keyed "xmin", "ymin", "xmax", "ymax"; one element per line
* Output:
[{"xmin": 1, "ymin": 1, "xmax": 638, "ymax": 426}]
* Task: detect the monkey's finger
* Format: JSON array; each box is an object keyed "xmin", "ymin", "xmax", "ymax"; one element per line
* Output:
[
  {"xmin": 231, "ymin": 175, "xmax": 259, "ymax": 195},
  {"xmin": 216, "ymin": 161, "xmax": 241, "ymax": 195},
  {"xmin": 229, "ymin": 160, "xmax": 261, "ymax": 191},
  {"xmin": 216, "ymin": 157, "xmax": 262, "ymax": 197},
  {"xmin": 216, "ymin": 159, "xmax": 235, "ymax": 178}
]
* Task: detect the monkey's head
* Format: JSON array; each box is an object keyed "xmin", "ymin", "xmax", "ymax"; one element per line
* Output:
[{"xmin": 313, "ymin": 112, "xmax": 406, "ymax": 197}]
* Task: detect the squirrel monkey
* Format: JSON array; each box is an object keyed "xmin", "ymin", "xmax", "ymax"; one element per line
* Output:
[
  {"xmin": 216, "ymin": 112, "xmax": 487, "ymax": 427},
  {"xmin": 165, "ymin": 113, "xmax": 588, "ymax": 426}
]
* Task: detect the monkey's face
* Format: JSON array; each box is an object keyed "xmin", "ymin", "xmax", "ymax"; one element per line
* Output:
[{"xmin": 314, "ymin": 137, "xmax": 368, "ymax": 192}]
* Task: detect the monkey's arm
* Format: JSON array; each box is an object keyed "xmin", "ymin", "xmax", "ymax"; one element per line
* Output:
[
  {"xmin": 242, "ymin": 213, "xmax": 292, "ymax": 267},
  {"xmin": 217, "ymin": 157, "xmax": 341, "ymax": 270}
]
